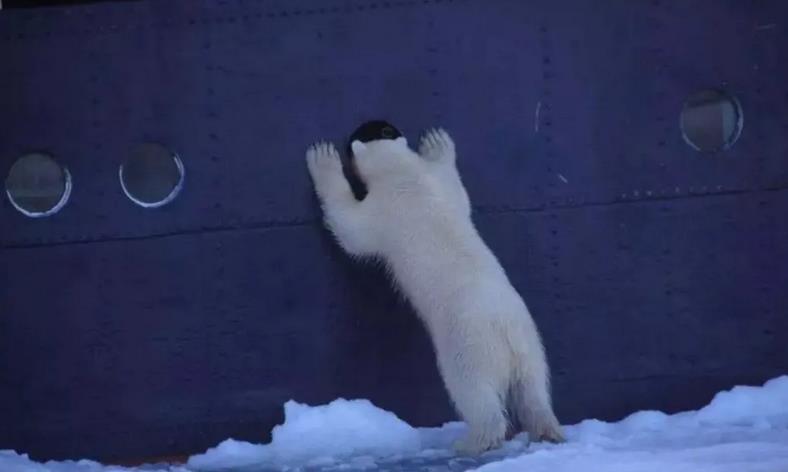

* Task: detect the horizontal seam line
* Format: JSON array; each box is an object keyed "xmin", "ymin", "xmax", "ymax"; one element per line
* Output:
[{"xmin": 3, "ymin": 184, "xmax": 788, "ymax": 249}]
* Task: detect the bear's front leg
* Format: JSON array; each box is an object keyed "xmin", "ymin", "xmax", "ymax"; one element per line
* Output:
[
  {"xmin": 418, "ymin": 128, "xmax": 471, "ymax": 217},
  {"xmin": 418, "ymin": 128, "xmax": 456, "ymax": 163},
  {"xmin": 306, "ymin": 142, "xmax": 375, "ymax": 257}
]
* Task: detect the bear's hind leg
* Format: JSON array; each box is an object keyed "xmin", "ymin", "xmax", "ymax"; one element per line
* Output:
[
  {"xmin": 449, "ymin": 379, "xmax": 508, "ymax": 455},
  {"xmin": 438, "ymin": 344, "xmax": 508, "ymax": 455},
  {"xmin": 512, "ymin": 369, "xmax": 565, "ymax": 444}
]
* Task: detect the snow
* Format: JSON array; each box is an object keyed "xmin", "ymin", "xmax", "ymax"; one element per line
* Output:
[
  {"xmin": 187, "ymin": 399, "xmax": 422, "ymax": 470},
  {"xmin": 2, "ymin": 376, "xmax": 788, "ymax": 472}
]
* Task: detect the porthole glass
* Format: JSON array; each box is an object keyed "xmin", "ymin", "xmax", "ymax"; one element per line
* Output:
[
  {"xmin": 5, "ymin": 152, "xmax": 71, "ymax": 217},
  {"xmin": 680, "ymin": 89, "xmax": 743, "ymax": 152},
  {"xmin": 119, "ymin": 143, "xmax": 184, "ymax": 208}
]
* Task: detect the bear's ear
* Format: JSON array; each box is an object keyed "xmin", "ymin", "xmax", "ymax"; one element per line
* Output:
[
  {"xmin": 351, "ymin": 140, "xmax": 367, "ymax": 156},
  {"xmin": 394, "ymin": 136, "xmax": 408, "ymax": 147}
]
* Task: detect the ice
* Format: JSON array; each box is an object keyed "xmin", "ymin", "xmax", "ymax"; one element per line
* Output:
[
  {"xmin": 187, "ymin": 399, "xmax": 422, "ymax": 470},
  {"xmin": 3, "ymin": 375, "xmax": 788, "ymax": 472},
  {"xmin": 696, "ymin": 376, "xmax": 788, "ymax": 426},
  {"xmin": 0, "ymin": 450, "xmax": 189, "ymax": 472}
]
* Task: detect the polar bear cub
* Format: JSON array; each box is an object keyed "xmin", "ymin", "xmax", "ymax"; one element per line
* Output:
[{"xmin": 306, "ymin": 129, "xmax": 564, "ymax": 454}]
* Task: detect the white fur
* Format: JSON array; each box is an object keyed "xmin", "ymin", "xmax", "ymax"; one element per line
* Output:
[{"xmin": 306, "ymin": 129, "xmax": 564, "ymax": 454}]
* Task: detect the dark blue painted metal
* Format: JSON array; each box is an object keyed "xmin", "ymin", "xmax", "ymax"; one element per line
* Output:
[{"xmin": 1, "ymin": 0, "xmax": 787, "ymax": 462}]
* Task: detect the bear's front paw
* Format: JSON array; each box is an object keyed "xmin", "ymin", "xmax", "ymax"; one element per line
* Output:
[
  {"xmin": 306, "ymin": 141, "xmax": 342, "ymax": 181},
  {"xmin": 419, "ymin": 128, "xmax": 455, "ymax": 162}
]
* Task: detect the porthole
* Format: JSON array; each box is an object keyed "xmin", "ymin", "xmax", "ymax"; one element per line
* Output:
[
  {"xmin": 4, "ymin": 152, "xmax": 72, "ymax": 217},
  {"xmin": 680, "ymin": 89, "xmax": 743, "ymax": 152},
  {"xmin": 119, "ymin": 143, "xmax": 184, "ymax": 208}
]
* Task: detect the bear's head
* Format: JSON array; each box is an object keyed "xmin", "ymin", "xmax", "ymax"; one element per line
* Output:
[{"xmin": 350, "ymin": 137, "xmax": 417, "ymax": 185}]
